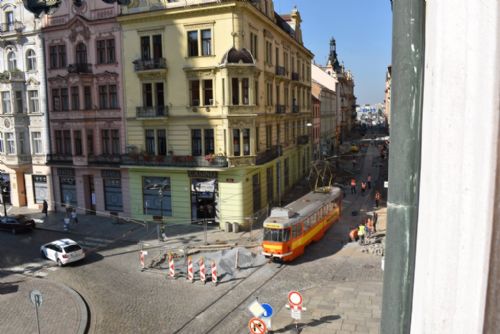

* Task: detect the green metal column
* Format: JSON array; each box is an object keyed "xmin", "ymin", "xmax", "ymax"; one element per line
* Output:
[{"xmin": 380, "ymin": 0, "xmax": 425, "ymax": 333}]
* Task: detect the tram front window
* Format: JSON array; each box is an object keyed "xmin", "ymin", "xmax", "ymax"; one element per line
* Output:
[{"xmin": 263, "ymin": 228, "xmax": 291, "ymax": 242}]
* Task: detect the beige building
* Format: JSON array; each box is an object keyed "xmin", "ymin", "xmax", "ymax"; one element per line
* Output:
[{"xmin": 118, "ymin": 0, "xmax": 313, "ymax": 227}]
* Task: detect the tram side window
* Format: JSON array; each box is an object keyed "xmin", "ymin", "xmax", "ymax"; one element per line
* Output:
[{"xmin": 283, "ymin": 228, "xmax": 290, "ymax": 242}]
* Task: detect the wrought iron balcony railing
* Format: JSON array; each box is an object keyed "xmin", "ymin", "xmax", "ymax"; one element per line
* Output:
[
  {"xmin": 68, "ymin": 63, "xmax": 92, "ymax": 74},
  {"xmin": 292, "ymin": 104, "xmax": 300, "ymax": 113},
  {"xmin": 275, "ymin": 66, "xmax": 286, "ymax": 76},
  {"xmin": 275, "ymin": 105, "xmax": 286, "ymax": 114},
  {"xmin": 291, "ymin": 72, "xmax": 300, "ymax": 81},
  {"xmin": 136, "ymin": 105, "xmax": 168, "ymax": 118},
  {"xmin": 133, "ymin": 58, "xmax": 167, "ymax": 71},
  {"xmin": 255, "ymin": 145, "xmax": 282, "ymax": 165}
]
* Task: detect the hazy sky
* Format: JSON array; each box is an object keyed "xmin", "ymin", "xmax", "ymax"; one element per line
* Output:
[{"xmin": 274, "ymin": 0, "xmax": 393, "ymax": 105}]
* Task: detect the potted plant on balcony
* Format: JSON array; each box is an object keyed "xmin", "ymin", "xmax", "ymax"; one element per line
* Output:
[{"xmin": 204, "ymin": 153, "xmax": 215, "ymax": 163}]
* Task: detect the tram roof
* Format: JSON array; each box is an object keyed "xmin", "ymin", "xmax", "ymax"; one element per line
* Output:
[{"xmin": 264, "ymin": 187, "xmax": 342, "ymax": 228}]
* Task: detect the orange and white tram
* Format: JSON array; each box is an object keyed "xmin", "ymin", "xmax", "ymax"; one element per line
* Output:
[{"xmin": 262, "ymin": 187, "xmax": 342, "ymax": 262}]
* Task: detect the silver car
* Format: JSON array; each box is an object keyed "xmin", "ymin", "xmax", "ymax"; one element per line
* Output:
[{"xmin": 40, "ymin": 238, "xmax": 85, "ymax": 266}]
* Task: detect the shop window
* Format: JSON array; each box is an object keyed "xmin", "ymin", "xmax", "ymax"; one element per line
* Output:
[{"xmin": 143, "ymin": 177, "xmax": 171, "ymax": 216}]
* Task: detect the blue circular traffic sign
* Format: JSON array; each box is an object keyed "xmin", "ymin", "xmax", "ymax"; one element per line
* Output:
[{"xmin": 261, "ymin": 303, "xmax": 273, "ymax": 318}]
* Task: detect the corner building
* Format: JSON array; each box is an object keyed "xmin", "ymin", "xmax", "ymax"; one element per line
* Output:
[
  {"xmin": 0, "ymin": 1, "xmax": 52, "ymax": 209},
  {"xmin": 43, "ymin": 1, "xmax": 129, "ymax": 216},
  {"xmin": 119, "ymin": 0, "xmax": 313, "ymax": 228}
]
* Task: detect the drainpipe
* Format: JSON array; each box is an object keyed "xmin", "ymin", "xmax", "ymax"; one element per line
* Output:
[{"xmin": 380, "ymin": 0, "xmax": 425, "ymax": 333}]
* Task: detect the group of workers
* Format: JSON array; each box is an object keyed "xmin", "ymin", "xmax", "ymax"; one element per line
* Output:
[
  {"xmin": 350, "ymin": 175, "xmax": 373, "ymax": 195},
  {"xmin": 349, "ymin": 213, "xmax": 378, "ymax": 243}
]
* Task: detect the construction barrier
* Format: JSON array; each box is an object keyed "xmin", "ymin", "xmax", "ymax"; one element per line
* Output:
[
  {"xmin": 168, "ymin": 252, "xmax": 175, "ymax": 278},
  {"xmin": 187, "ymin": 256, "xmax": 194, "ymax": 282},
  {"xmin": 211, "ymin": 260, "xmax": 218, "ymax": 286},
  {"xmin": 199, "ymin": 257, "xmax": 206, "ymax": 284}
]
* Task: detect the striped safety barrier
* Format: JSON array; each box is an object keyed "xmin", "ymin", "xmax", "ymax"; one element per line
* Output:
[
  {"xmin": 211, "ymin": 260, "xmax": 218, "ymax": 286},
  {"xmin": 140, "ymin": 251, "xmax": 145, "ymax": 271},
  {"xmin": 187, "ymin": 256, "xmax": 194, "ymax": 282},
  {"xmin": 199, "ymin": 257, "xmax": 206, "ymax": 284},
  {"xmin": 168, "ymin": 252, "xmax": 175, "ymax": 278}
]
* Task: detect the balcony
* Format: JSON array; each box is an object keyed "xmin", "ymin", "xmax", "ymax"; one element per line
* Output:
[
  {"xmin": 121, "ymin": 154, "xmax": 228, "ymax": 168},
  {"xmin": 297, "ymin": 135, "xmax": 309, "ymax": 145},
  {"xmin": 48, "ymin": 154, "xmax": 73, "ymax": 164},
  {"xmin": 88, "ymin": 154, "xmax": 122, "ymax": 165},
  {"xmin": 292, "ymin": 104, "xmax": 300, "ymax": 113},
  {"xmin": 133, "ymin": 58, "xmax": 167, "ymax": 71},
  {"xmin": 291, "ymin": 72, "xmax": 300, "ymax": 81},
  {"xmin": 0, "ymin": 154, "xmax": 31, "ymax": 166},
  {"xmin": 275, "ymin": 105, "xmax": 286, "ymax": 114},
  {"xmin": 0, "ymin": 21, "xmax": 24, "ymax": 34},
  {"xmin": 255, "ymin": 145, "xmax": 282, "ymax": 165},
  {"xmin": 275, "ymin": 66, "xmax": 286, "ymax": 76},
  {"xmin": 136, "ymin": 105, "xmax": 168, "ymax": 118},
  {"xmin": 68, "ymin": 63, "xmax": 93, "ymax": 74}
]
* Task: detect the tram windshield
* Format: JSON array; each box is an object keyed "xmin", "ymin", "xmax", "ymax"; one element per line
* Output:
[{"xmin": 263, "ymin": 228, "xmax": 290, "ymax": 242}]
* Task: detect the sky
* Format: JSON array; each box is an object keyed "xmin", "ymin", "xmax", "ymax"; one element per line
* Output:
[{"xmin": 274, "ymin": 0, "xmax": 393, "ymax": 105}]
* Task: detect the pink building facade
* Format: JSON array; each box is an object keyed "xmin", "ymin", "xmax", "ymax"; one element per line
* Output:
[{"xmin": 43, "ymin": 0, "xmax": 129, "ymax": 216}]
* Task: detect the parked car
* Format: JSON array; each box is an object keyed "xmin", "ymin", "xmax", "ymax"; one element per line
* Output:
[
  {"xmin": 40, "ymin": 239, "xmax": 85, "ymax": 266},
  {"xmin": 0, "ymin": 215, "xmax": 35, "ymax": 234}
]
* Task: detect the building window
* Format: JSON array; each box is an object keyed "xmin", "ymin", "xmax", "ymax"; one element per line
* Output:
[
  {"xmin": 61, "ymin": 88, "xmax": 69, "ymax": 111},
  {"xmin": 2, "ymin": 92, "xmax": 11, "ymax": 114},
  {"xmin": 201, "ymin": 29, "xmax": 211, "ymax": 56},
  {"xmin": 26, "ymin": 50, "xmax": 36, "ymax": 71},
  {"xmin": 145, "ymin": 129, "xmax": 155, "ymax": 154},
  {"xmin": 102, "ymin": 129, "xmax": 110, "ymax": 155},
  {"xmin": 266, "ymin": 125, "xmax": 272, "ymax": 149},
  {"xmin": 49, "ymin": 45, "xmax": 66, "ymax": 69},
  {"xmin": 187, "ymin": 31, "xmax": 199, "ymax": 57},
  {"xmin": 28, "ymin": 90, "xmax": 39, "ymax": 113},
  {"xmin": 255, "ymin": 126, "xmax": 260, "ymax": 152},
  {"xmin": 84, "ymin": 86, "xmax": 92, "ymax": 110},
  {"xmin": 74, "ymin": 130, "xmax": 82, "ymax": 155},
  {"xmin": 109, "ymin": 85, "xmax": 118, "ymax": 108},
  {"xmin": 60, "ymin": 175, "xmax": 77, "ymax": 207},
  {"xmin": 75, "ymin": 43, "xmax": 87, "ymax": 64},
  {"xmin": 190, "ymin": 80, "xmax": 200, "ymax": 106},
  {"xmin": 99, "ymin": 85, "xmax": 108, "ymax": 109},
  {"xmin": 233, "ymin": 129, "xmax": 241, "ymax": 156},
  {"xmin": 14, "ymin": 91, "xmax": 23, "ymax": 113},
  {"xmin": 203, "ymin": 80, "xmax": 213, "ymax": 105},
  {"xmin": 142, "ymin": 83, "xmax": 163, "ymax": 108},
  {"xmin": 142, "ymin": 83, "xmax": 153, "ymax": 107},
  {"xmin": 266, "ymin": 82, "xmax": 273, "ymax": 106},
  {"xmin": 87, "ymin": 130, "xmax": 94, "ymax": 155},
  {"xmin": 111, "ymin": 129, "xmax": 120, "ymax": 154},
  {"xmin": 231, "ymin": 78, "xmax": 239, "ymax": 105},
  {"xmin": 143, "ymin": 177, "xmax": 172, "ymax": 216},
  {"xmin": 7, "ymin": 51, "xmax": 16, "ymax": 71},
  {"xmin": 6, "ymin": 133, "xmax": 15, "ymax": 154},
  {"xmin": 71, "ymin": 87, "xmax": 79, "ymax": 110},
  {"xmin": 265, "ymin": 41, "xmax": 272, "ymax": 64},
  {"xmin": 243, "ymin": 128, "xmax": 250, "ymax": 155},
  {"xmin": 140, "ymin": 35, "xmax": 162, "ymax": 60},
  {"xmin": 204, "ymin": 129, "xmax": 214, "ymax": 155},
  {"xmin": 255, "ymin": 80, "xmax": 259, "ymax": 105},
  {"xmin": 242, "ymin": 78, "xmax": 249, "ymax": 105},
  {"xmin": 31, "ymin": 131, "xmax": 42, "ymax": 154},
  {"xmin": 250, "ymin": 32, "xmax": 258, "ymax": 59},
  {"xmin": 157, "ymin": 129, "xmax": 166, "ymax": 156},
  {"xmin": 63, "ymin": 130, "xmax": 71, "ymax": 154},
  {"xmin": 5, "ymin": 11, "xmax": 14, "ymax": 30},
  {"xmin": 52, "ymin": 89, "xmax": 60, "ymax": 111},
  {"xmin": 187, "ymin": 29, "xmax": 212, "ymax": 57},
  {"xmin": 18, "ymin": 132, "xmax": 25, "ymax": 154},
  {"xmin": 0, "ymin": 132, "xmax": 4, "ymax": 153},
  {"xmin": 191, "ymin": 129, "xmax": 202, "ymax": 156},
  {"xmin": 55, "ymin": 130, "xmax": 62, "ymax": 154},
  {"xmin": 266, "ymin": 166, "xmax": 273, "ymax": 202},
  {"xmin": 96, "ymin": 38, "xmax": 116, "ymax": 64},
  {"xmin": 103, "ymin": 172, "xmax": 122, "ymax": 212}
]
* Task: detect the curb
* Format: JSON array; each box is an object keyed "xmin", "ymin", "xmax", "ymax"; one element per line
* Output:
[{"xmin": 57, "ymin": 281, "xmax": 89, "ymax": 334}]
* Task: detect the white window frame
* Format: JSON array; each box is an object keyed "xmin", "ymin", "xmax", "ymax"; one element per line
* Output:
[{"xmin": 31, "ymin": 131, "xmax": 42, "ymax": 155}]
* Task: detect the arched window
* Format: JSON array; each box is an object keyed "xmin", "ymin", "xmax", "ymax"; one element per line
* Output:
[
  {"xmin": 75, "ymin": 43, "xmax": 87, "ymax": 64},
  {"xmin": 26, "ymin": 49, "xmax": 36, "ymax": 71},
  {"xmin": 7, "ymin": 51, "xmax": 17, "ymax": 71}
]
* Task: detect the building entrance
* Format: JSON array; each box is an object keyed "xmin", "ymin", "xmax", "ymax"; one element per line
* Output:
[{"xmin": 190, "ymin": 178, "xmax": 217, "ymax": 224}]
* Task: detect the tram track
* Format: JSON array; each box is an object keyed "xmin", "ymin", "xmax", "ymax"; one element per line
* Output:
[{"xmin": 173, "ymin": 261, "xmax": 287, "ymax": 334}]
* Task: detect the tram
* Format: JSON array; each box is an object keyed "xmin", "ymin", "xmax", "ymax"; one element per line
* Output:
[{"xmin": 262, "ymin": 186, "xmax": 342, "ymax": 262}]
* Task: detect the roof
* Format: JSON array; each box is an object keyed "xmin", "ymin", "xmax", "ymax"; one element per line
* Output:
[
  {"xmin": 220, "ymin": 47, "xmax": 255, "ymax": 65},
  {"xmin": 312, "ymin": 63, "xmax": 337, "ymax": 92}
]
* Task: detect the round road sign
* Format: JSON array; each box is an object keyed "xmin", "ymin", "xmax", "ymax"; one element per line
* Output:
[
  {"xmin": 248, "ymin": 317, "xmax": 267, "ymax": 334},
  {"xmin": 261, "ymin": 303, "xmax": 273, "ymax": 318},
  {"xmin": 288, "ymin": 291, "xmax": 303, "ymax": 306}
]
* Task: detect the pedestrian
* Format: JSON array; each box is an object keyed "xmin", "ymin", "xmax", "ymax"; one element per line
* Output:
[
  {"xmin": 366, "ymin": 217, "xmax": 374, "ymax": 236},
  {"xmin": 71, "ymin": 208, "xmax": 78, "ymax": 224},
  {"xmin": 358, "ymin": 222, "xmax": 366, "ymax": 244},
  {"xmin": 375, "ymin": 191, "xmax": 381, "ymax": 208},
  {"xmin": 367, "ymin": 174, "xmax": 372, "ymax": 189},
  {"xmin": 42, "ymin": 200, "xmax": 48, "ymax": 217},
  {"xmin": 352, "ymin": 158, "xmax": 357, "ymax": 169},
  {"xmin": 350, "ymin": 178, "xmax": 357, "ymax": 194},
  {"xmin": 349, "ymin": 227, "xmax": 358, "ymax": 242},
  {"xmin": 361, "ymin": 181, "xmax": 367, "ymax": 195}
]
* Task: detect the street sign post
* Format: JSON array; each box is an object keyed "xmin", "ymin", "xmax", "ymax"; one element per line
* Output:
[
  {"xmin": 29, "ymin": 290, "xmax": 43, "ymax": 334},
  {"xmin": 248, "ymin": 317, "xmax": 267, "ymax": 334}
]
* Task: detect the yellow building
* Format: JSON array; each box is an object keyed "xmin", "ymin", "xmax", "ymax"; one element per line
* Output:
[{"xmin": 118, "ymin": 0, "xmax": 313, "ymax": 229}]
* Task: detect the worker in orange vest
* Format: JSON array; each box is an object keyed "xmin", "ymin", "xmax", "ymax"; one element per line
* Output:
[
  {"xmin": 375, "ymin": 191, "xmax": 381, "ymax": 208},
  {"xmin": 350, "ymin": 178, "xmax": 357, "ymax": 194}
]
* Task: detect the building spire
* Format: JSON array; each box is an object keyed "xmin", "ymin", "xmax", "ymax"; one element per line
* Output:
[{"xmin": 328, "ymin": 37, "xmax": 342, "ymax": 73}]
